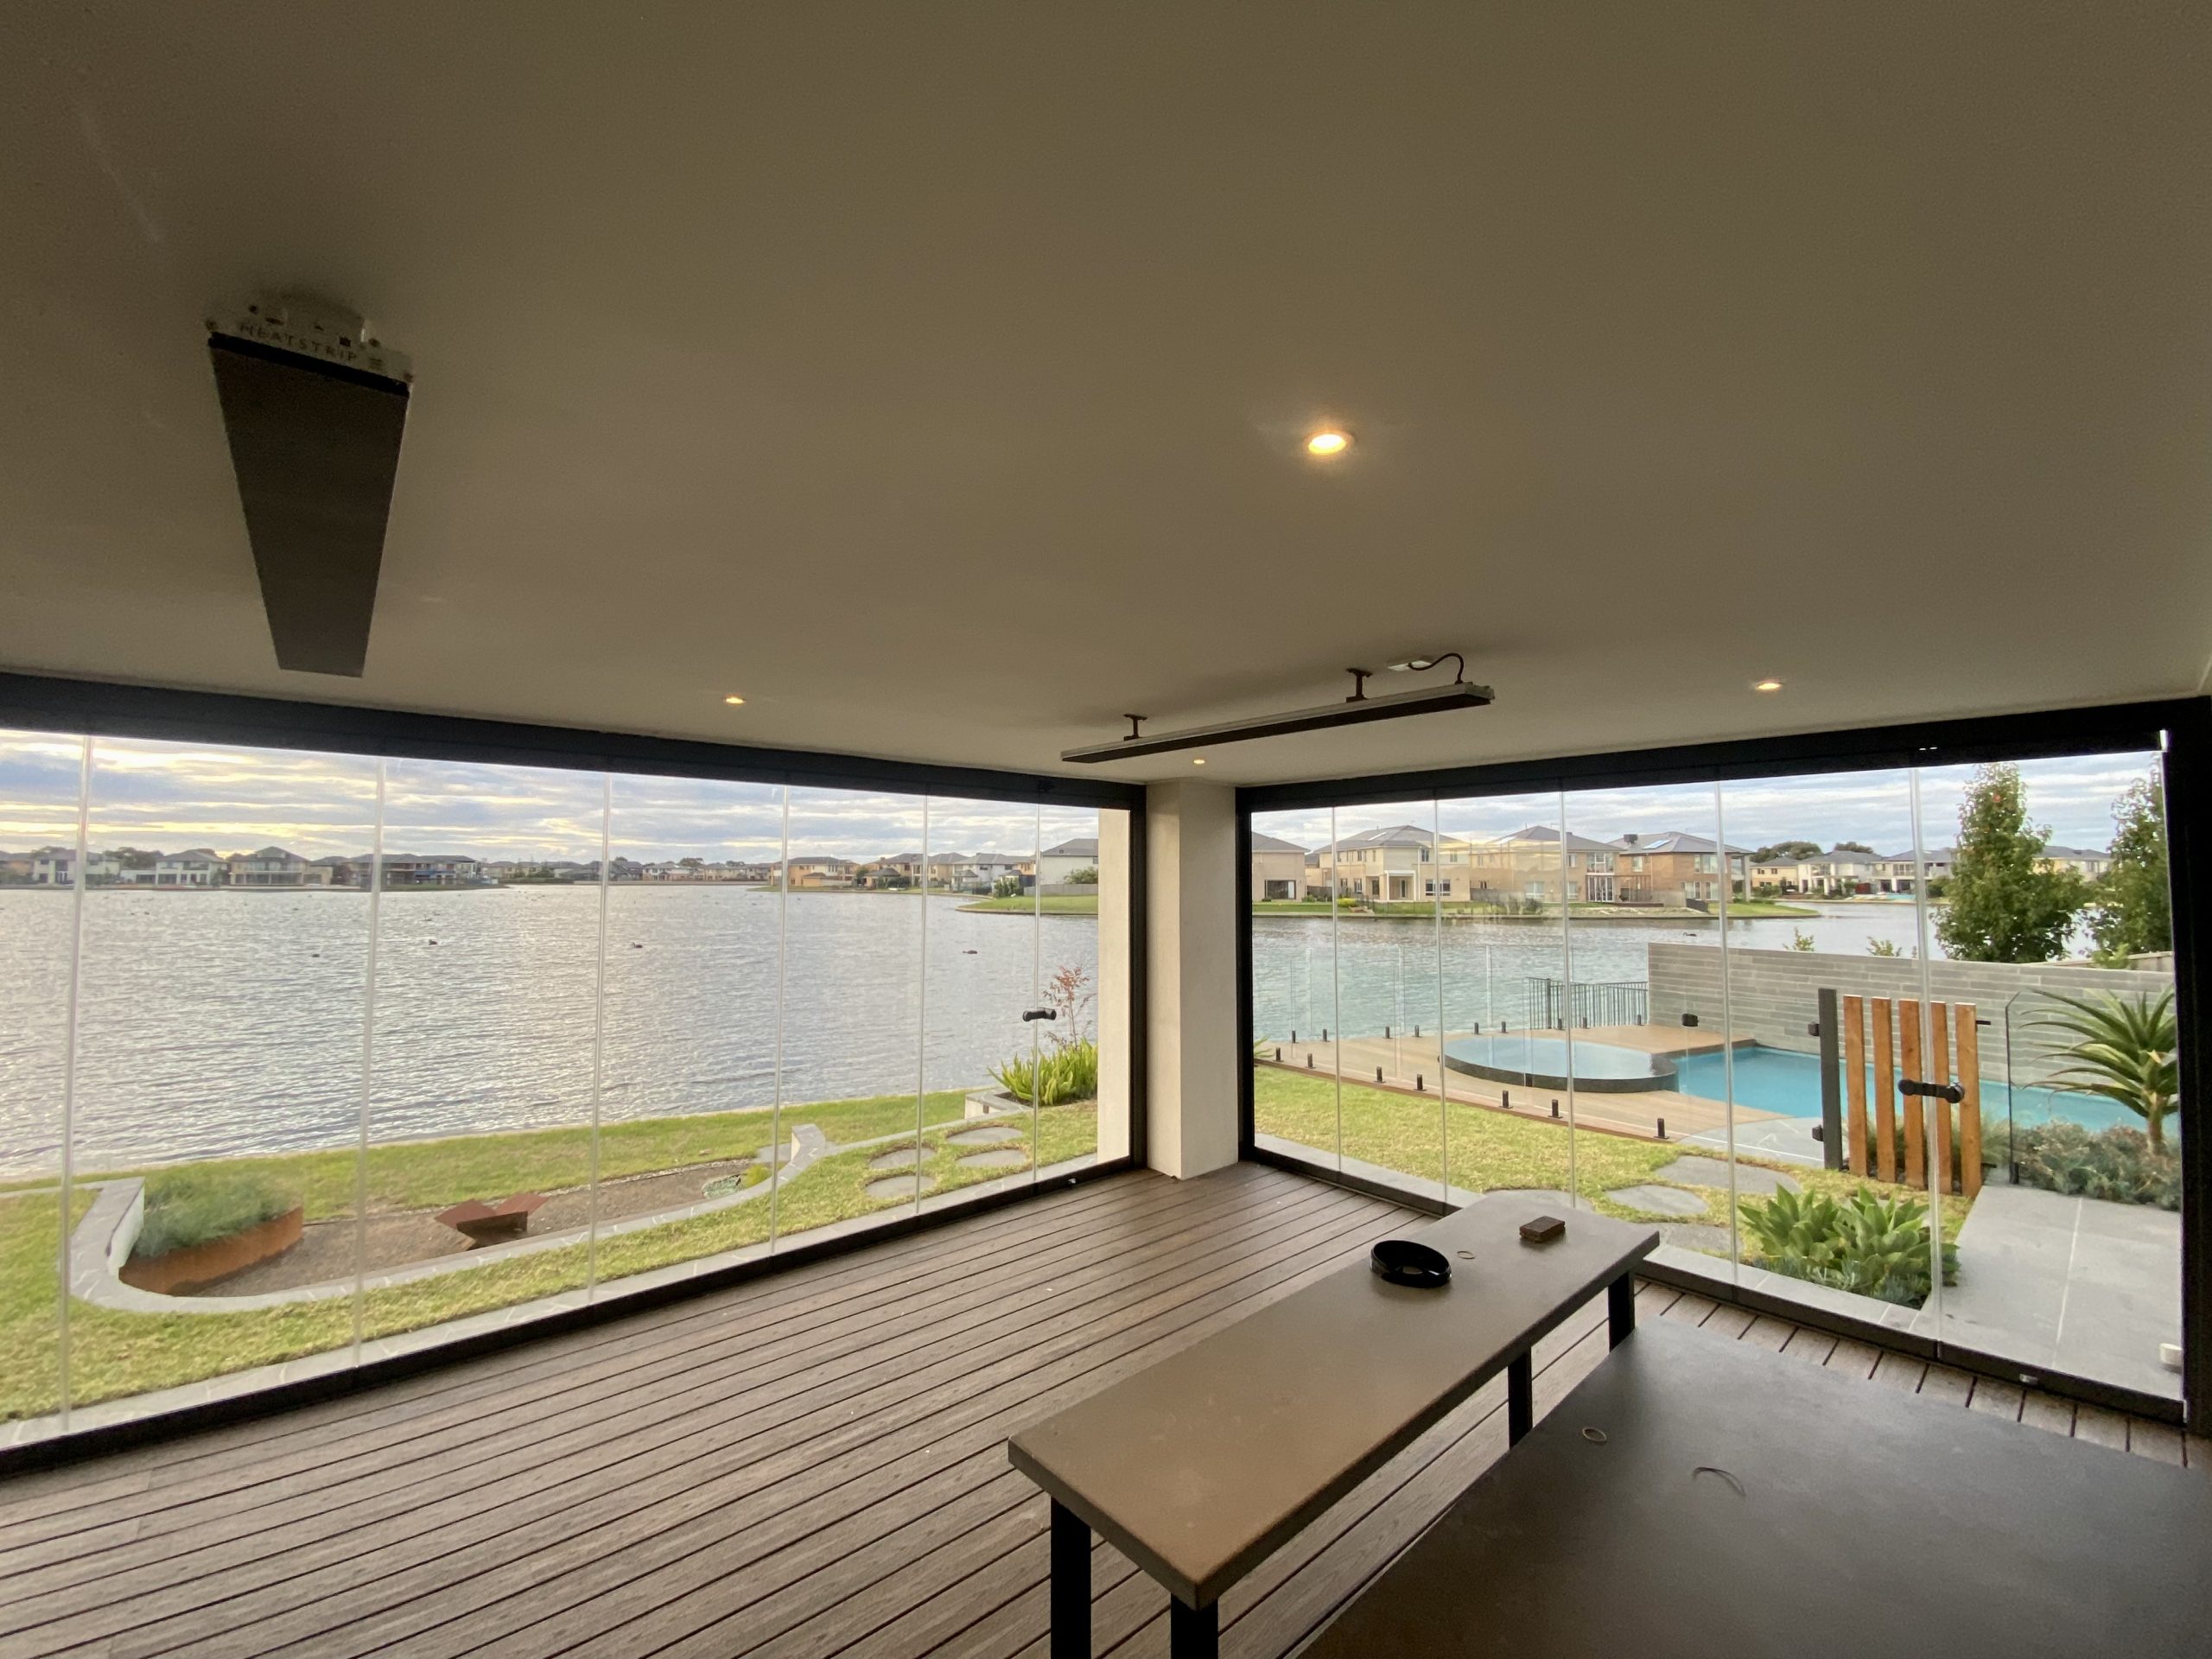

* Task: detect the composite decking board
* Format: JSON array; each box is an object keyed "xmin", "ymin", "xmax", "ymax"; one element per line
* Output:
[
  {"xmin": 79, "ymin": 1194, "xmax": 1402, "ymax": 1659},
  {"xmin": 12, "ymin": 1186, "xmax": 1393, "ymax": 1656},
  {"xmin": 0, "ymin": 1167, "xmax": 1217, "ymax": 1535},
  {"xmin": 250, "ymin": 1198, "xmax": 1403, "ymax": 1659},
  {"xmin": 480, "ymin": 1198, "xmax": 1408, "ymax": 1659},
  {"xmin": 3, "ymin": 1169, "xmax": 1299, "ymax": 1592},
  {"xmin": 0, "ymin": 1176, "xmax": 1338, "ymax": 1617},
  {"xmin": 0, "ymin": 1169, "xmax": 2187, "ymax": 1659},
  {"xmin": 0, "ymin": 1166, "xmax": 1230, "ymax": 1543}
]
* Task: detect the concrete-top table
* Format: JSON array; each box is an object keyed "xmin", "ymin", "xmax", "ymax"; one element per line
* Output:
[{"xmin": 1007, "ymin": 1192, "xmax": 1657, "ymax": 1657}]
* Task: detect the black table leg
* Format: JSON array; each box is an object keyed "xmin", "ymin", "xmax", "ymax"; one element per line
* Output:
[
  {"xmin": 1609, "ymin": 1271, "xmax": 1637, "ymax": 1348},
  {"xmin": 1507, "ymin": 1349, "xmax": 1533, "ymax": 1445},
  {"xmin": 1170, "ymin": 1595, "xmax": 1218, "ymax": 1658},
  {"xmin": 1051, "ymin": 1499, "xmax": 1088, "ymax": 1659}
]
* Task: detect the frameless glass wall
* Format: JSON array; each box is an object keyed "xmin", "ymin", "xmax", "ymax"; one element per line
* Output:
[
  {"xmin": 0, "ymin": 731, "xmax": 86, "ymax": 1429},
  {"xmin": 1249, "ymin": 747, "xmax": 2185, "ymax": 1404},
  {"xmin": 0, "ymin": 727, "xmax": 1131, "ymax": 1441}
]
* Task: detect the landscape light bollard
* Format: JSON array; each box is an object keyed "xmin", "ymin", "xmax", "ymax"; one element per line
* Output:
[{"xmin": 1656, "ymin": 1116, "xmax": 1667, "ymax": 1141}]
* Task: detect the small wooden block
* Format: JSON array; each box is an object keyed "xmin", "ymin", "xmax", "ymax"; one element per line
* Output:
[{"xmin": 1518, "ymin": 1215, "xmax": 1566, "ymax": 1243}]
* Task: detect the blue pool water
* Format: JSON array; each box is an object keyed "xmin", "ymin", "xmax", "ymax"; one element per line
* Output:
[{"xmin": 1669, "ymin": 1046, "xmax": 2137, "ymax": 1134}]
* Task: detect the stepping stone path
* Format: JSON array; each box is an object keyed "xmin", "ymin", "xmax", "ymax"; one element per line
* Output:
[
  {"xmin": 949, "ymin": 1126, "xmax": 1024, "ymax": 1147},
  {"xmin": 1658, "ymin": 1222, "xmax": 1736, "ymax": 1254},
  {"xmin": 864, "ymin": 1174, "xmax": 938, "ymax": 1201},
  {"xmin": 1655, "ymin": 1155, "xmax": 1799, "ymax": 1197},
  {"xmin": 868, "ymin": 1148, "xmax": 925, "ymax": 1173},
  {"xmin": 956, "ymin": 1149, "xmax": 1028, "ymax": 1170},
  {"xmin": 1602, "ymin": 1183, "xmax": 1708, "ymax": 1217}
]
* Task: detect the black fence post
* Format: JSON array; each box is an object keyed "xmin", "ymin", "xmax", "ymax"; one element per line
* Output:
[{"xmin": 1816, "ymin": 986, "xmax": 1843, "ymax": 1172}]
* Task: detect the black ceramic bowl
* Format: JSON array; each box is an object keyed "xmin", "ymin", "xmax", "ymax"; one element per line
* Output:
[{"xmin": 1370, "ymin": 1238, "xmax": 1452, "ymax": 1288}]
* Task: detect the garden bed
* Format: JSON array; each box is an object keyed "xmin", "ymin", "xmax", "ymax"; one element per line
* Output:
[{"xmin": 120, "ymin": 1205, "xmax": 302, "ymax": 1295}]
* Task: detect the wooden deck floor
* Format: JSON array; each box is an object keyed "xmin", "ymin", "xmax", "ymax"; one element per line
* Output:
[{"xmin": 0, "ymin": 1164, "xmax": 2197, "ymax": 1659}]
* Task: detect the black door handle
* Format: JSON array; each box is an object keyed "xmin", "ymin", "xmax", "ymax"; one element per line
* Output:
[
  {"xmin": 1898, "ymin": 1077, "xmax": 1964, "ymax": 1104},
  {"xmin": 1022, "ymin": 1007, "xmax": 1057, "ymax": 1023}
]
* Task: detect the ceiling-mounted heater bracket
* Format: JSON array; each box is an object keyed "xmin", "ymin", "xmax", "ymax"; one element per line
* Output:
[
  {"xmin": 1062, "ymin": 661, "xmax": 1492, "ymax": 762},
  {"xmin": 207, "ymin": 294, "xmax": 411, "ymax": 677}
]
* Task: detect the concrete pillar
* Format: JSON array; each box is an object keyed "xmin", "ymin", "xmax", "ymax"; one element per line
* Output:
[{"xmin": 1145, "ymin": 781, "xmax": 1240, "ymax": 1179}]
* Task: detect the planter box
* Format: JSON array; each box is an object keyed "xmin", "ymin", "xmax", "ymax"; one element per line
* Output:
[{"xmin": 120, "ymin": 1205, "xmax": 303, "ymax": 1295}]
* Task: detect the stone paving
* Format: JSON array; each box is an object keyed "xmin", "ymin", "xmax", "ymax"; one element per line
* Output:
[
  {"xmin": 948, "ymin": 1125, "xmax": 1025, "ymax": 1146},
  {"xmin": 1602, "ymin": 1183, "xmax": 1709, "ymax": 1217},
  {"xmin": 864, "ymin": 1173, "xmax": 938, "ymax": 1201},
  {"xmin": 1655, "ymin": 1155, "xmax": 1799, "ymax": 1196}
]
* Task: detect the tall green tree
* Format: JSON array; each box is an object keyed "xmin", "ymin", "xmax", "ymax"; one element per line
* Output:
[
  {"xmin": 1753, "ymin": 840, "xmax": 1820, "ymax": 861},
  {"xmin": 1936, "ymin": 763, "xmax": 2087, "ymax": 963},
  {"xmin": 2087, "ymin": 777, "xmax": 2171, "ymax": 964}
]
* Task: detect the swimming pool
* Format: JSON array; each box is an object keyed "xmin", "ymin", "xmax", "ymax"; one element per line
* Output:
[{"xmin": 1669, "ymin": 1045, "xmax": 2136, "ymax": 1134}]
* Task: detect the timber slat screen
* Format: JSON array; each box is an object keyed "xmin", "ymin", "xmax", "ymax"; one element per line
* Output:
[{"xmin": 1839, "ymin": 995, "xmax": 1983, "ymax": 1198}]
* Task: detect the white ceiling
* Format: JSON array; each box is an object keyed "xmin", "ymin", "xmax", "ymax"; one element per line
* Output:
[{"xmin": 3, "ymin": 3, "xmax": 2209, "ymax": 787}]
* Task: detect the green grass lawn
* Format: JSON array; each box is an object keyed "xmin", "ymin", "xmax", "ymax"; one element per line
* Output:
[
  {"xmin": 959, "ymin": 894, "xmax": 1100, "ymax": 914},
  {"xmin": 1254, "ymin": 1069, "xmax": 1967, "ymax": 1237},
  {"xmin": 0, "ymin": 1103, "xmax": 1098, "ymax": 1421},
  {"xmin": 18, "ymin": 1090, "xmax": 976, "ymax": 1222}
]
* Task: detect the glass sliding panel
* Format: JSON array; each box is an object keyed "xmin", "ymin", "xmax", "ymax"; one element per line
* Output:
[
  {"xmin": 1559, "ymin": 781, "xmax": 1739, "ymax": 1254},
  {"xmin": 67, "ymin": 736, "xmax": 378, "ymax": 1423},
  {"xmin": 1910, "ymin": 752, "xmax": 2180, "ymax": 1401},
  {"xmin": 1090, "ymin": 804, "xmax": 1134, "ymax": 1168},
  {"xmin": 0, "ymin": 729, "xmax": 86, "ymax": 1433},
  {"xmin": 774, "ymin": 786, "xmax": 928, "ymax": 1248},
  {"xmin": 353, "ymin": 758, "xmax": 607, "ymax": 1359},
  {"xmin": 1324, "ymin": 800, "xmax": 1446, "ymax": 1199},
  {"xmin": 1433, "ymin": 792, "xmax": 1574, "ymax": 1207},
  {"xmin": 1249, "ymin": 805, "xmax": 1339, "ymax": 1171},
  {"xmin": 1028, "ymin": 803, "xmax": 1105, "ymax": 1180},
  {"xmin": 591, "ymin": 775, "xmax": 785, "ymax": 1292},
  {"xmin": 1707, "ymin": 767, "xmax": 1935, "ymax": 1332},
  {"xmin": 915, "ymin": 797, "xmax": 1043, "ymax": 1213}
]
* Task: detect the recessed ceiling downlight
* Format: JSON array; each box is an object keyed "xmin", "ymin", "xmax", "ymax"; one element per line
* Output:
[
  {"xmin": 1752, "ymin": 679, "xmax": 1783, "ymax": 693},
  {"xmin": 1305, "ymin": 429, "xmax": 1352, "ymax": 457},
  {"xmin": 723, "ymin": 694, "xmax": 747, "ymax": 705}
]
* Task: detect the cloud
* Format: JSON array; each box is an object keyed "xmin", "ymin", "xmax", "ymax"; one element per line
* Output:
[
  {"xmin": 1253, "ymin": 753, "xmax": 2162, "ymax": 855},
  {"xmin": 0, "ymin": 731, "xmax": 1094, "ymax": 862}
]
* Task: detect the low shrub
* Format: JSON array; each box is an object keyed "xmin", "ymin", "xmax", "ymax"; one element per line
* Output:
[
  {"xmin": 1738, "ymin": 1185, "xmax": 1958, "ymax": 1307},
  {"xmin": 991, "ymin": 1039, "xmax": 1099, "ymax": 1107},
  {"xmin": 2007, "ymin": 1122, "xmax": 2178, "ymax": 1211},
  {"xmin": 133, "ymin": 1166, "xmax": 296, "ymax": 1260}
]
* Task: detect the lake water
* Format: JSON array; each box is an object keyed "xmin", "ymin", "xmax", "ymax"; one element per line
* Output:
[
  {"xmin": 0, "ymin": 887, "xmax": 1099, "ymax": 1174},
  {"xmin": 1248, "ymin": 903, "xmax": 1940, "ymax": 1043}
]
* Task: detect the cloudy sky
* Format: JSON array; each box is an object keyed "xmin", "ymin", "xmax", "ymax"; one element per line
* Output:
[
  {"xmin": 1257, "ymin": 753, "xmax": 2162, "ymax": 858},
  {"xmin": 0, "ymin": 728, "xmax": 2160, "ymax": 862},
  {"xmin": 0, "ymin": 730, "xmax": 1100, "ymax": 862}
]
